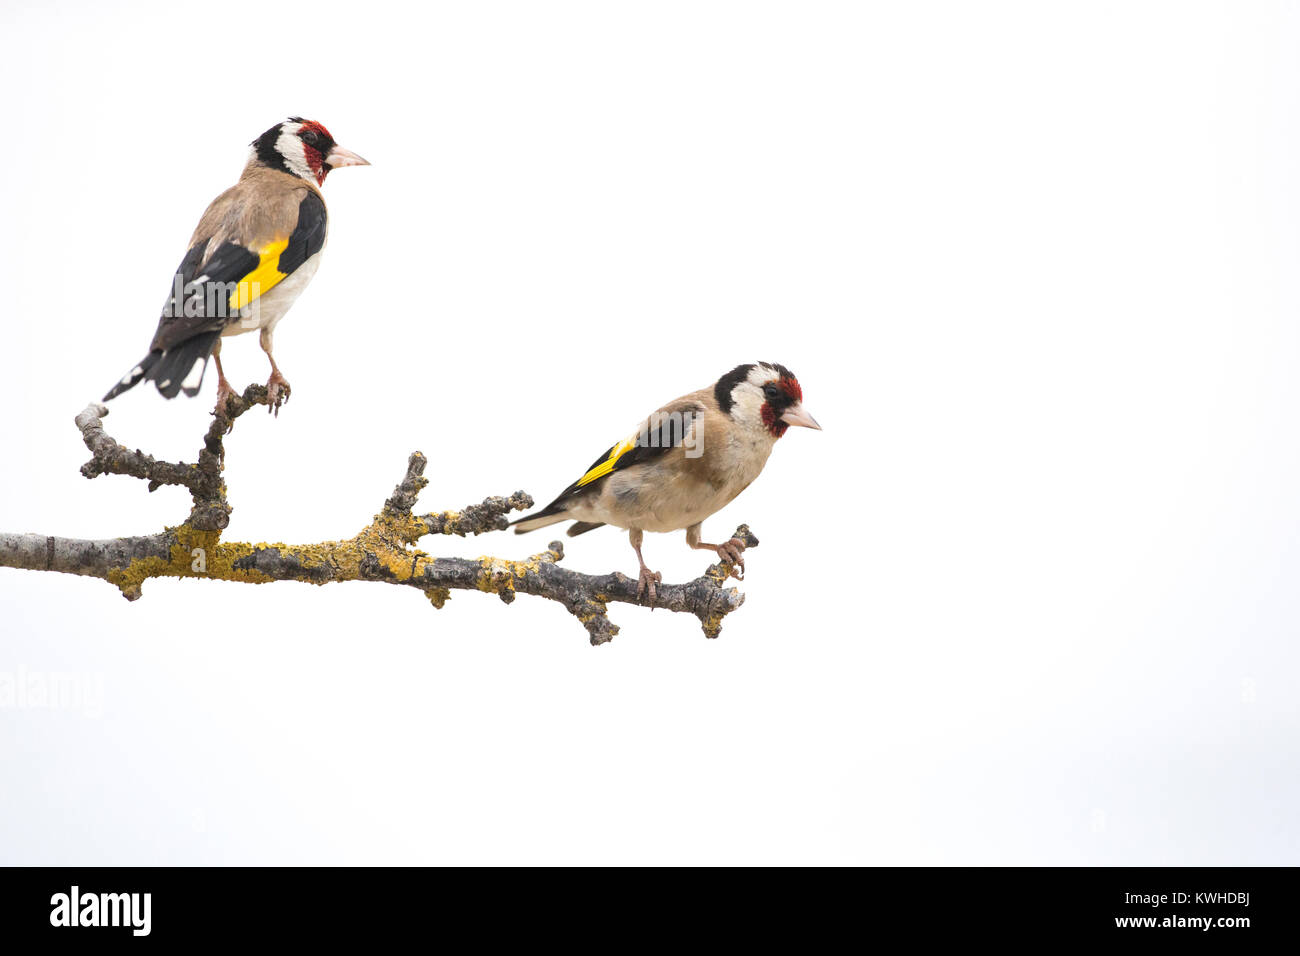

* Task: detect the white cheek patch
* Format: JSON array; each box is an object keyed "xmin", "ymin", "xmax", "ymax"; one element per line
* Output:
[
  {"xmin": 275, "ymin": 126, "xmax": 314, "ymax": 180},
  {"xmin": 729, "ymin": 384, "xmax": 766, "ymax": 427}
]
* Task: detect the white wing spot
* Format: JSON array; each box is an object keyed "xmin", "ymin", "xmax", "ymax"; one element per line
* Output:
[
  {"xmin": 158, "ymin": 379, "xmax": 171, "ymax": 389},
  {"xmin": 121, "ymin": 365, "xmax": 143, "ymax": 385}
]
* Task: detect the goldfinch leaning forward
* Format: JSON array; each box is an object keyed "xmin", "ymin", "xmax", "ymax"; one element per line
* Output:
[
  {"xmin": 103, "ymin": 118, "xmax": 369, "ymax": 413},
  {"xmin": 512, "ymin": 362, "xmax": 821, "ymax": 603}
]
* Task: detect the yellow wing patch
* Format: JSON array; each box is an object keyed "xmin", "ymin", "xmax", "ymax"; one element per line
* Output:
[
  {"xmin": 576, "ymin": 433, "xmax": 639, "ymax": 488},
  {"xmin": 227, "ymin": 238, "xmax": 290, "ymax": 311}
]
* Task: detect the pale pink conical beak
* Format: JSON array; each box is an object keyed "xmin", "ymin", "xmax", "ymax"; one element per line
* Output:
[
  {"xmin": 781, "ymin": 403, "xmax": 821, "ymax": 430},
  {"xmin": 325, "ymin": 145, "xmax": 371, "ymax": 168}
]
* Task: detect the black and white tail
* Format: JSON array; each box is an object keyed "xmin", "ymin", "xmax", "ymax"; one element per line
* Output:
[{"xmin": 102, "ymin": 330, "xmax": 221, "ymax": 401}]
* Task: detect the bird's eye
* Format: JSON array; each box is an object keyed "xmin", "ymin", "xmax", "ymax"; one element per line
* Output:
[
  {"xmin": 302, "ymin": 131, "xmax": 321, "ymax": 147},
  {"xmin": 763, "ymin": 384, "xmax": 779, "ymax": 401}
]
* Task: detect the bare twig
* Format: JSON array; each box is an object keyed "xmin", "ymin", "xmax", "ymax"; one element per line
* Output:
[{"xmin": 0, "ymin": 396, "xmax": 758, "ymax": 643}]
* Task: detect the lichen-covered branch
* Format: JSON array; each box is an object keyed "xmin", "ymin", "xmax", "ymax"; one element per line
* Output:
[{"xmin": 0, "ymin": 392, "xmax": 757, "ymax": 643}]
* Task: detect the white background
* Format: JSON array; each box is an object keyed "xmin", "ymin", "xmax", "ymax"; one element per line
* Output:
[{"xmin": 1, "ymin": 0, "xmax": 1297, "ymax": 864}]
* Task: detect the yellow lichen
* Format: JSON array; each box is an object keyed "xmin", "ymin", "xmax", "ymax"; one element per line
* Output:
[
  {"xmin": 475, "ymin": 553, "xmax": 545, "ymax": 596},
  {"xmin": 107, "ymin": 523, "xmax": 276, "ymax": 597},
  {"xmin": 105, "ymin": 512, "xmax": 546, "ymax": 617},
  {"xmin": 576, "ymin": 599, "xmax": 608, "ymax": 625},
  {"xmin": 370, "ymin": 510, "xmax": 430, "ymax": 545},
  {"xmin": 106, "ymin": 555, "xmax": 172, "ymax": 599},
  {"xmin": 105, "ymin": 520, "xmax": 417, "ymax": 597},
  {"xmin": 432, "ymin": 510, "xmax": 461, "ymax": 533}
]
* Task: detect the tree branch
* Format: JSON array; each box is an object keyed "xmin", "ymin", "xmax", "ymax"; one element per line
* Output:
[{"xmin": 0, "ymin": 390, "xmax": 758, "ymax": 643}]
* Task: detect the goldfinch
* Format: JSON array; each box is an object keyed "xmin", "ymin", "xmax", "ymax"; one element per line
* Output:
[
  {"xmin": 512, "ymin": 362, "xmax": 821, "ymax": 602},
  {"xmin": 103, "ymin": 118, "xmax": 369, "ymax": 411}
]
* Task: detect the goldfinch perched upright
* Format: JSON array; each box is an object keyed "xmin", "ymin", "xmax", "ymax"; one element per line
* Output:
[
  {"xmin": 103, "ymin": 117, "xmax": 369, "ymax": 412},
  {"xmin": 512, "ymin": 362, "xmax": 821, "ymax": 603}
]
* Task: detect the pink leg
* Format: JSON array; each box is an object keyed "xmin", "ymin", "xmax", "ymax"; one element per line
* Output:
[{"xmin": 630, "ymin": 529, "xmax": 662, "ymax": 607}]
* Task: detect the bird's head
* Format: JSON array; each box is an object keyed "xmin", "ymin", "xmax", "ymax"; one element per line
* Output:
[
  {"xmin": 714, "ymin": 362, "xmax": 820, "ymax": 438},
  {"xmin": 250, "ymin": 117, "xmax": 369, "ymax": 186}
]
